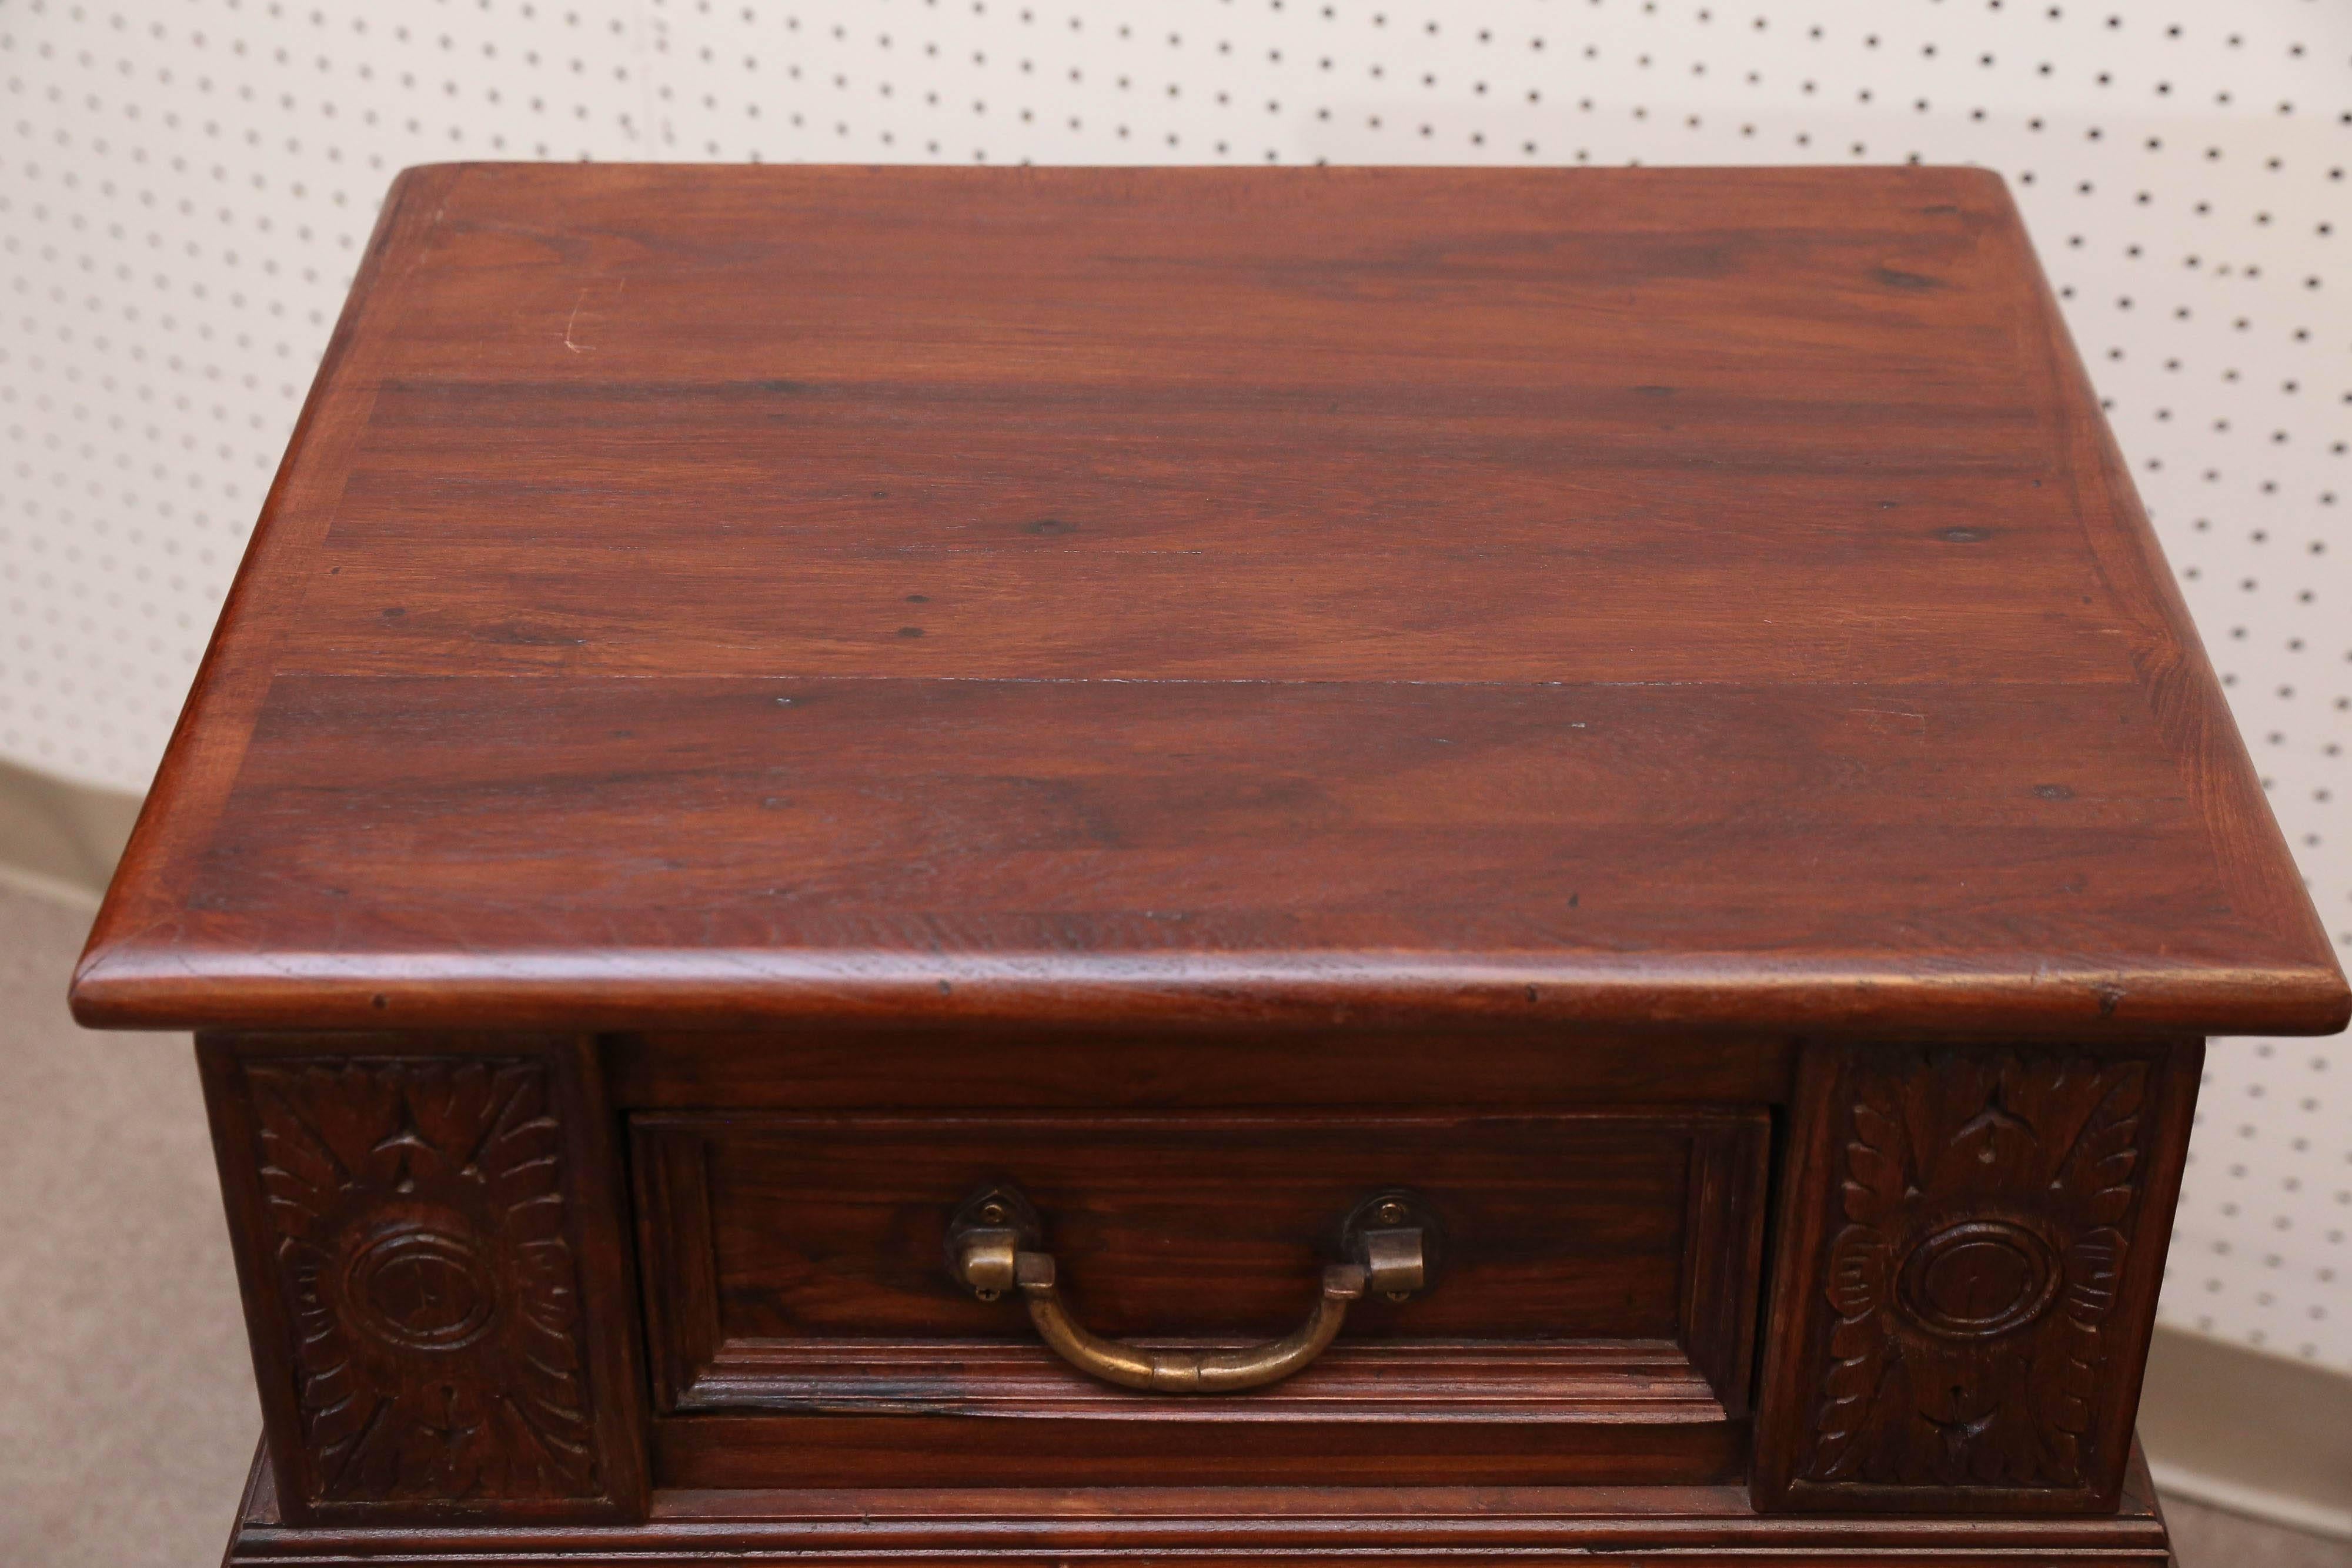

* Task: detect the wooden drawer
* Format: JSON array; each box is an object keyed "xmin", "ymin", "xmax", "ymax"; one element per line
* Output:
[{"xmin": 632, "ymin": 1109, "xmax": 1769, "ymax": 1487}]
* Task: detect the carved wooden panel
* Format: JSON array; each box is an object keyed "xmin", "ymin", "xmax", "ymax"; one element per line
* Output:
[
  {"xmin": 1752, "ymin": 1040, "xmax": 2201, "ymax": 1515},
  {"xmin": 201, "ymin": 1037, "xmax": 647, "ymax": 1525}
]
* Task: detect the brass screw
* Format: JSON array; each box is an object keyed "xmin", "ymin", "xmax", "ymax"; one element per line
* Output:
[
  {"xmin": 975, "ymin": 1287, "xmax": 1001, "ymax": 1303},
  {"xmin": 1385, "ymin": 1290, "xmax": 1411, "ymax": 1303},
  {"xmin": 979, "ymin": 1201, "xmax": 1006, "ymax": 1224},
  {"xmin": 1375, "ymin": 1199, "xmax": 1408, "ymax": 1226}
]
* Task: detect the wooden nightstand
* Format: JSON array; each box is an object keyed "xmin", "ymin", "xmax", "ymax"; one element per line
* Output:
[{"xmin": 71, "ymin": 163, "xmax": 2347, "ymax": 1567}]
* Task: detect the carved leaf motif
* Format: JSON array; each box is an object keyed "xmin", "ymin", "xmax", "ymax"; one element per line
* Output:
[
  {"xmin": 246, "ymin": 1059, "xmax": 602, "ymax": 1506},
  {"xmin": 1842, "ymin": 1093, "xmax": 1909, "ymax": 1225},
  {"xmin": 1797, "ymin": 1049, "xmax": 2153, "ymax": 1496},
  {"xmin": 1812, "ymin": 1083, "xmax": 1909, "ymax": 1482},
  {"xmin": 2055, "ymin": 1068, "xmax": 2147, "ymax": 1226}
]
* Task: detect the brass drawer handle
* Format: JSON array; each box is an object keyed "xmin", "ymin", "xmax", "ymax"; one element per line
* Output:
[{"xmin": 947, "ymin": 1185, "xmax": 1431, "ymax": 1394}]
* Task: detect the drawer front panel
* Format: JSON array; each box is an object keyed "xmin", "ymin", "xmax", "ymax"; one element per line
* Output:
[{"xmin": 634, "ymin": 1109, "xmax": 1768, "ymax": 1486}]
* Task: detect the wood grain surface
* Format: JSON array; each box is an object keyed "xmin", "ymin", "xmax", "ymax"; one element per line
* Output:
[{"xmin": 69, "ymin": 163, "xmax": 2347, "ymax": 1038}]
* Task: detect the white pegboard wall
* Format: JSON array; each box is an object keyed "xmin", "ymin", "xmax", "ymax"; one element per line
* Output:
[{"xmin": 2, "ymin": 0, "xmax": 2346, "ymax": 1368}]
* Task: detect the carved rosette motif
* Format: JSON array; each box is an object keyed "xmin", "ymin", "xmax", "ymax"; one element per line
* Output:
[
  {"xmin": 1800, "ymin": 1051, "xmax": 2148, "ymax": 1491},
  {"xmin": 246, "ymin": 1059, "xmax": 601, "ymax": 1503}
]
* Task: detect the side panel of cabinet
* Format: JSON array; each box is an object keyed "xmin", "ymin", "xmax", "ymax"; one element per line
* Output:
[
  {"xmin": 1752, "ymin": 1038, "xmax": 2201, "ymax": 1514},
  {"xmin": 198, "ymin": 1033, "xmax": 650, "ymax": 1527}
]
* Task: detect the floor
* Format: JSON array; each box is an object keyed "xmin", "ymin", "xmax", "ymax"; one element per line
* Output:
[
  {"xmin": 0, "ymin": 878, "xmax": 2344, "ymax": 1568},
  {"xmin": 0, "ymin": 881, "xmax": 258, "ymax": 1566}
]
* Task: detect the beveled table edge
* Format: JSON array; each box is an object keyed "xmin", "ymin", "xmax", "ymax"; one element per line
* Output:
[{"xmin": 70, "ymin": 941, "xmax": 2351, "ymax": 1037}]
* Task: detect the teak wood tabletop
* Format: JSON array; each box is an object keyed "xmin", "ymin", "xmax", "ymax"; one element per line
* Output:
[
  {"xmin": 65, "ymin": 163, "xmax": 2347, "ymax": 1568},
  {"xmin": 66, "ymin": 163, "xmax": 2350, "ymax": 1042}
]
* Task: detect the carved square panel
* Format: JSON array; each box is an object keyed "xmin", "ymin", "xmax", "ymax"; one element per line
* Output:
[
  {"xmin": 1753, "ymin": 1039, "xmax": 2202, "ymax": 1514},
  {"xmin": 201, "ymin": 1038, "xmax": 646, "ymax": 1525}
]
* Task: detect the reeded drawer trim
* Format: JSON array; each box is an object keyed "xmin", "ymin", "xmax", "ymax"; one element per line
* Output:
[{"xmin": 685, "ymin": 1338, "xmax": 1726, "ymax": 1422}]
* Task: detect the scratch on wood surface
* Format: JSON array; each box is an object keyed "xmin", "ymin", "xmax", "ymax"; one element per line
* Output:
[{"xmin": 563, "ymin": 278, "xmax": 626, "ymax": 354}]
